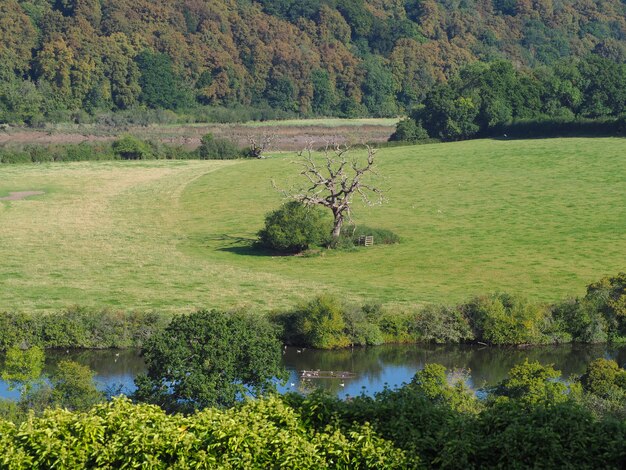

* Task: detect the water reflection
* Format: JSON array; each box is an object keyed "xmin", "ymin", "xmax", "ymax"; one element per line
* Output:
[
  {"xmin": 279, "ymin": 343, "xmax": 626, "ymax": 397},
  {"xmin": 0, "ymin": 344, "xmax": 624, "ymax": 400}
]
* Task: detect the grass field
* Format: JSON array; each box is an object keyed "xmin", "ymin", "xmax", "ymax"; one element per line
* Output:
[{"xmin": 0, "ymin": 138, "xmax": 624, "ymax": 313}]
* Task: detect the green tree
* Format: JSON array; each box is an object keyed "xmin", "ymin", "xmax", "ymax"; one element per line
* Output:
[
  {"xmin": 360, "ymin": 56, "xmax": 398, "ymax": 117},
  {"xmin": 463, "ymin": 293, "xmax": 548, "ymax": 345},
  {"xmin": 133, "ymin": 309, "xmax": 286, "ymax": 412},
  {"xmin": 49, "ymin": 360, "xmax": 104, "ymax": 411},
  {"xmin": 581, "ymin": 358, "xmax": 626, "ymax": 399},
  {"xmin": 585, "ymin": 272, "xmax": 626, "ymax": 339},
  {"xmin": 135, "ymin": 50, "xmax": 190, "ymax": 110},
  {"xmin": 311, "ymin": 69, "xmax": 336, "ymax": 116},
  {"xmin": 258, "ymin": 201, "xmax": 331, "ymax": 253},
  {"xmin": 266, "ymin": 75, "xmax": 297, "ymax": 112},
  {"xmin": 493, "ymin": 360, "xmax": 568, "ymax": 406},
  {"xmin": 292, "ymin": 295, "xmax": 350, "ymax": 349},
  {"xmin": 389, "ymin": 118, "xmax": 428, "ymax": 142},
  {"xmin": 416, "ymin": 86, "xmax": 479, "ymax": 141},
  {"xmin": 1, "ymin": 346, "xmax": 44, "ymax": 395}
]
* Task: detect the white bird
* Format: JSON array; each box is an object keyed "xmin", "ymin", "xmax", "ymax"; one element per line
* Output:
[
  {"xmin": 340, "ymin": 382, "xmax": 345, "ymax": 387},
  {"xmin": 290, "ymin": 383, "xmax": 295, "ymax": 387}
]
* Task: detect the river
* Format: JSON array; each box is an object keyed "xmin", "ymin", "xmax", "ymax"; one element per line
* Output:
[{"xmin": 1, "ymin": 343, "xmax": 624, "ymax": 400}]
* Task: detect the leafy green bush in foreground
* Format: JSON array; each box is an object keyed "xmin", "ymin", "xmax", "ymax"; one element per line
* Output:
[
  {"xmin": 1, "ymin": 360, "xmax": 625, "ymax": 468},
  {"xmin": 0, "ymin": 396, "xmax": 410, "ymax": 469}
]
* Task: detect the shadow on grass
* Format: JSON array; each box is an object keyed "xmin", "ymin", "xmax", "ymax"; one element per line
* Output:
[{"xmin": 207, "ymin": 234, "xmax": 293, "ymax": 257}]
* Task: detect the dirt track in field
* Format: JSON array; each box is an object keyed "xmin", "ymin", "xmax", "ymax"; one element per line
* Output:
[{"xmin": 0, "ymin": 123, "xmax": 396, "ymax": 151}]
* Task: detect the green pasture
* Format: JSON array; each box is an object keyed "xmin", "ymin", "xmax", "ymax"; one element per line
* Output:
[{"xmin": 0, "ymin": 138, "xmax": 624, "ymax": 313}]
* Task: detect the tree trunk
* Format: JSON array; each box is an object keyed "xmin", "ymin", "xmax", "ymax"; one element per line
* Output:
[{"xmin": 331, "ymin": 214, "xmax": 343, "ymax": 240}]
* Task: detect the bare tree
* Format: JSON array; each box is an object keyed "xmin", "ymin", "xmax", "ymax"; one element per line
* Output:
[
  {"xmin": 275, "ymin": 144, "xmax": 385, "ymax": 242},
  {"xmin": 247, "ymin": 133, "xmax": 275, "ymax": 159}
]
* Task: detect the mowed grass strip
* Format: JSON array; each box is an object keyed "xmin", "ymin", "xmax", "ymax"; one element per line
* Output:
[{"xmin": 0, "ymin": 138, "xmax": 624, "ymax": 313}]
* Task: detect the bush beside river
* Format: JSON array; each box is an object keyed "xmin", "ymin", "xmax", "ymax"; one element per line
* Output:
[{"xmin": 0, "ymin": 273, "xmax": 624, "ymax": 351}]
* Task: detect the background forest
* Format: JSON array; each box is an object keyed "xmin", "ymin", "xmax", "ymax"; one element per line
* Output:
[{"xmin": 2, "ymin": 0, "xmax": 626, "ymax": 125}]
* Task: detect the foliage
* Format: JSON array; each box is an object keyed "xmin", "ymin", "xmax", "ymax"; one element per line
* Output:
[
  {"xmin": 585, "ymin": 272, "xmax": 626, "ymax": 339},
  {"xmin": 196, "ymin": 133, "xmax": 242, "ymax": 160},
  {"xmin": 48, "ymin": 361, "xmax": 105, "ymax": 412},
  {"xmin": 1, "ymin": 0, "xmax": 626, "ymax": 124},
  {"xmin": 135, "ymin": 50, "xmax": 191, "ymax": 110},
  {"xmin": 462, "ymin": 293, "xmax": 549, "ymax": 345},
  {"xmin": 409, "ymin": 364, "xmax": 478, "ymax": 413},
  {"xmin": 288, "ymin": 361, "xmax": 626, "ymax": 468},
  {"xmin": 0, "ymin": 396, "xmax": 410, "ymax": 469},
  {"xmin": 581, "ymin": 359, "xmax": 626, "ymax": 399},
  {"xmin": 0, "ymin": 308, "xmax": 171, "ymax": 351},
  {"xmin": 580, "ymin": 359, "xmax": 626, "ymax": 419},
  {"xmin": 411, "ymin": 304, "xmax": 473, "ymax": 344},
  {"xmin": 342, "ymin": 225, "xmax": 401, "ymax": 246},
  {"xmin": 551, "ymin": 298, "xmax": 608, "ymax": 343},
  {"xmin": 398, "ymin": 57, "xmax": 626, "ymax": 142},
  {"xmin": 133, "ymin": 309, "xmax": 286, "ymax": 412},
  {"xmin": 257, "ymin": 201, "xmax": 331, "ymax": 253},
  {"xmin": 492, "ymin": 360, "xmax": 569, "ymax": 406},
  {"xmin": 286, "ymin": 295, "xmax": 351, "ymax": 349},
  {"xmin": 112, "ymin": 135, "xmax": 153, "ymax": 160},
  {"xmin": 388, "ymin": 118, "xmax": 428, "ymax": 142},
  {"xmin": 1, "ymin": 346, "xmax": 44, "ymax": 393}
]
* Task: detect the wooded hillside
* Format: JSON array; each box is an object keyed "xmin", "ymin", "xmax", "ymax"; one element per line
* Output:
[{"xmin": 1, "ymin": 0, "xmax": 626, "ymax": 123}]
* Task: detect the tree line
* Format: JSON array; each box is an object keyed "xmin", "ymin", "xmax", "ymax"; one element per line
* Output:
[
  {"xmin": 1, "ymin": 0, "xmax": 626, "ymax": 124},
  {"xmin": 392, "ymin": 56, "xmax": 626, "ymax": 142}
]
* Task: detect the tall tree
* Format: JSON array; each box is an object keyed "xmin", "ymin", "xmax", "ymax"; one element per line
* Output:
[
  {"xmin": 133, "ymin": 309, "xmax": 286, "ymax": 412},
  {"xmin": 276, "ymin": 145, "xmax": 385, "ymax": 241}
]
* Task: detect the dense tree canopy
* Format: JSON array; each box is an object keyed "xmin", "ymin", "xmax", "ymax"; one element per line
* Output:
[
  {"xmin": 1, "ymin": 0, "xmax": 626, "ymax": 123},
  {"xmin": 133, "ymin": 309, "xmax": 286, "ymax": 412}
]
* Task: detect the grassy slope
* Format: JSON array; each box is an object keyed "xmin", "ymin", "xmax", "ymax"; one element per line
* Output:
[{"xmin": 0, "ymin": 138, "xmax": 624, "ymax": 313}]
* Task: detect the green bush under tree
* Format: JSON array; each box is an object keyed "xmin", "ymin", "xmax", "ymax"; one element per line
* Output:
[{"xmin": 257, "ymin": 201, "xmax": 331, "ymax": 253}]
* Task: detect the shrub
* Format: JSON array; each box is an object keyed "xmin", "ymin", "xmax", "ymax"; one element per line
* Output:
[
  {"xmin": 492, "ymin": 360, "xmax": 568, "ymax": 406},
  {"xmin": 26, "ymin": 145, "xmax": 53, "ymax": 163},
  {"xmin": 338, "ymin": 225, "xmax": 400, "ymax": 248},
  {"xmin": 0, "ymin": 308, "xmax": 171, "ymax": 351},
  {"xmin": 550, "ymin": 298, "xmax": 607, "ymax": 343},
  {"xmin": 375, "ymin": 309, "xmax": 414, "ymax": 343},
  {"xmin": 258, "ymin": 201, "xmax": 331, "ymax": 253},
  {"xmin": 585, "ymin": 272, "xmax": 626, "ymax": 339},
  {"xmin": 0, "ymin": 150, "xmax": 31, "ymax": 164},
  {"xmin": 343, "ymin": 304, "xmax": 385, "ymax": 346},
  {"xmin": 389, "ymin": 118, "xmax": 429, "ymax": 142},
  {"xmin": 197, "ymin": 133, "xmax": 242, "ymax": 159},
  {"xmin": 0, "ymin": 396, "xmax": 410, "ymax": 468},
  {"xmin": 462, "ymin": 293, "xmax": 549, "ymax": 345},
  {"xmin": 289, "ymin": 295, "xmax": 351, "ymax": 349},
  {"xmin": 581, "ymin": 358, "xmax": 626, "ymax": 399},
  {"xmin": 112, "ymin": 135, "xmax": 153, "ymax": 160},
  {"xmin": 411, "ymin": 304, "xmax": 473, "ymax": 344},
  {"xmin": 64, "ymin": 143, "xmax": 97, "ymax": 161}
]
